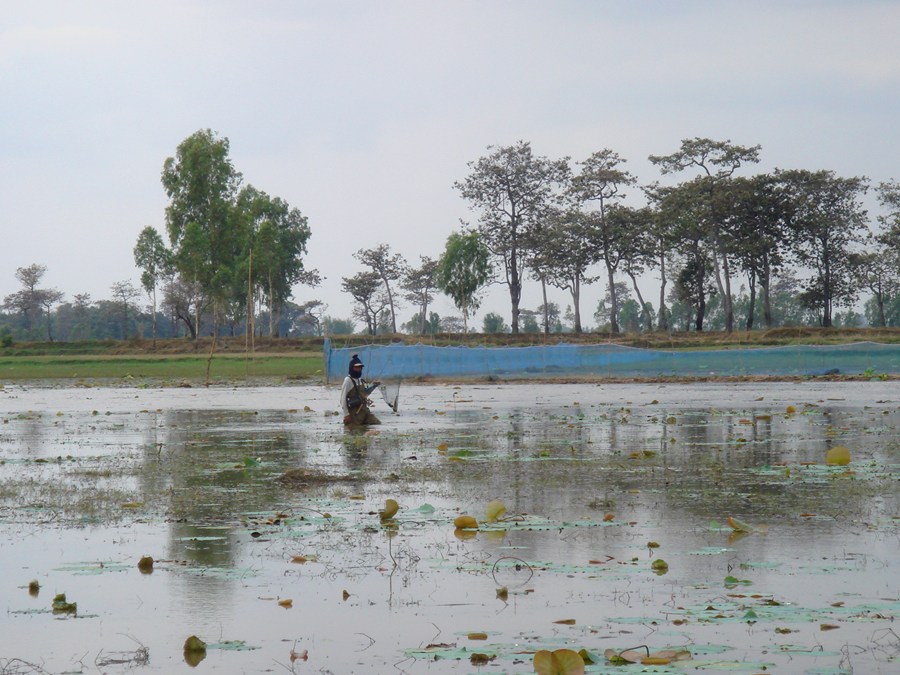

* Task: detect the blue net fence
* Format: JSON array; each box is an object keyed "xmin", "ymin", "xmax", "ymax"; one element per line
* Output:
[{"xmin": 323, "ymin": 339, "xmax": 900, "ymax": 382}]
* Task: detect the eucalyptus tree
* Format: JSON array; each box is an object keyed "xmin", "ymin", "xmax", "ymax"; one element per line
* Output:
[
  {"xmin": 133, "ymin": 226, "xmax": 172, "ymax": 344},
  {"xmin": 402, "ymin": 256, "xmax": 438, "ymax": 335},
  {"xmin": 568, "ymin": 149, "xmax": 636, "ymax": 333},
  {"xmin": 162, "ymin": 129, "xmax": 242, "ymax": 334},
  {"xmin": 235, "ymin": 186, "xmax": 314, "ymax": 336},
  {"xmin": 455, "ymin": 141, "xmax": 570, "ymax": 333},
  {"xmin": 342, "ymin": 271, "xmax": 388, "ymax": 336},
  {"xmin": 649, "ymin": 138, "xmax": 761, "ymax": 333},
  {"xmin": 435, "ymin": 231, "xmax": 492, "ymax": 333},
  {"xmin": 354, "ymin": 244, "xmax": 406, "ymax": 334},
  {"xmin": 778, "ymin": 169, "xmax": 869, "ymax": 327}
]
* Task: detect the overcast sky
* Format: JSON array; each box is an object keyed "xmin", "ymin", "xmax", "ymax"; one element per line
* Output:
[{"xmin": 2, "ymin": 1, "xmax": 898, "ymax": 330}]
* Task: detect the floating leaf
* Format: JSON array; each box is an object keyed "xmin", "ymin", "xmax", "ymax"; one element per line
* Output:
[
  {"xmin": 137, "ymin": 555, "xmax": 154, "ymax": 573},
  {"xmin": 183, "ymin": 635, "xmax": 207, "ymax": 667},
  {"xmin": 183, "ymin": 635, "xmax": 207, "ymax": 653},
  {"xmin": 380, "ymin": 498, "xmax": 399, "ymax": 520},
  {"xmin": 553, "ymin": 618, "xmax": 576, "ymax": 625},
  {"xmin": 454, "ymin": 515, "xmax": 478, "ymax": 530},
  {"xmin": 467, "ymin": 632, "xmax": 488, "ymax": 640},
  {"xmin": 278, "ymin": 598, "xmax": 293, "ymax": 608},
  {"xmin": 485, "ymin": 499, "xmax": 506, "ymax": 522},
  {"xmin": 651, "ymin": 559, "xmax": 669, "ymax": 574},
  {"xmin": 28, "ymin": 580, "xmax": 40, "ymax": 597},
  {"xmin": 534, "ymin": 648, "xmax": 585, "ymax": 675},
  {"xmin": 825, "ymin": 446, "xmax": 850, "ymax": 466},
  {"xmin": 726, "ymin": 515, "xmax": 755, "ymax": 532},
  {"xmin": 786, "ymin": 405, "xmax": 797, "ymax": 413}
]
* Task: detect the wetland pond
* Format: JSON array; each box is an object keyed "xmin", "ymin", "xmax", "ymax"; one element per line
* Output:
[{"xmin": 0, "ymin": 381, "xmax": 897, "ymax": 674}]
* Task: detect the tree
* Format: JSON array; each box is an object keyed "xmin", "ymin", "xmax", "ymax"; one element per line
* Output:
[
  {"xmin": 341, "ymin": 271, "xmax": 389, "ymax": 336},
  {"xmin": 435, "ymin": 231, "xmax": 492, "ymax": 333},
  {"xmin": 653, "ymin": 181, "xmax": 716, "ymax": 331},
  {"xmin": 402, "ymin": 311, "xmax": 441, "ymax": 335},
  {"xmin": 133, "ymin": 226, "xmax": 172, "ymax": 345},
  {"xmin": 455, "ymin": 141, "xmax": 570, "ymax": 332},
  {"xmin": 615, "ymin": 205, "xmax": 658, "ymax": 332},
  {"xmin": 725, "ymin": 174, "xmax": 792, "ymax": 329},
  {"xmin": 482, "ymin": 312, "xmax": 509, "ymax": 333},
  {"xmin": 779, "ymin": 169, "xmax": 869, "ymax": 327},
  {"xmin": 849, "ymin": 243, "xmax": 897, "ymax": 327},
  {"xmin": 162, "ymin": 129, "xmax": 243, "ymax": 335},
  {"xmin": 110, "ymin": 280, "xmax": 141, "ymax": 339},
  {"xmin": 290, "ymin": 300, "xmax": 327, "ymax": 336},
  {"xmin": 402, "ymin": 256, "xmax": 439, "ymax": 335},
  {"xmin": 3, "ymin": 264, "xmax": 63, "ymax": 340},
  {"xmin": 322, "ymin": 316, "xmax": 356, "ymax": 336},
  {"xmin": 162, "ymin": 277, "xmax": 204, "ymax": 339},
  {"xmin": 569, "ymin": 149, "xmax": 636, "ymax": 333},
  {"xmin": 236, "ymin": 186, "xmax": 314, "ymax": 336},
  {"xmin": 650, "ymin": 138, "xmax": 761, "ymax": 332},
  {"xmin": 530, "ymin": 209, "xmax": 598, "ymax": 333},
  {"xmin": 354, "ymin": 244, "xmax": 406, "ymax": 334}
]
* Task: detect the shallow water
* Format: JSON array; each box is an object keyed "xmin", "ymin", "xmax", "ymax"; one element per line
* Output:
[{"xmin": 0, "ymin": 382, "xmax": 897, "ymax": 674}]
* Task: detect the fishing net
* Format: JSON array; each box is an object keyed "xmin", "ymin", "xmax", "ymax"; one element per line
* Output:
[{"xmin": 379, "ymin": 381, "xmax": 400, "ymax": 413}]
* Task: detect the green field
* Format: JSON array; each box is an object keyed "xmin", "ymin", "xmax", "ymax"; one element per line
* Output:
[{"xmin": 0, "ymin": 353, "xmax": 324, "ymax": 384}]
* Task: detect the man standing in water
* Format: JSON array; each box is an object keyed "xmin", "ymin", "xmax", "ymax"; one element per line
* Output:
[{"xmin": 340, "ymin": 354, "xmax": 381, "ymax": 426}]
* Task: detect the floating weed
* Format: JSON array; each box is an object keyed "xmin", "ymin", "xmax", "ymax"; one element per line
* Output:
[{"xmin": 55, "ymin": 561, "xmax": 131, "ymax": 575}]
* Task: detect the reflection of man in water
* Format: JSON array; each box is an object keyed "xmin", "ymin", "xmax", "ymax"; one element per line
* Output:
[{"xmin": 340, "ymin": 354, "xmax": 381, "ymax": 426}]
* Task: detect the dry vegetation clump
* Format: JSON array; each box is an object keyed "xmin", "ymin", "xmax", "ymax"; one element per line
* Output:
[{"xmin": 276, "ymin": 468, "xmax": 359, "ymax": 487}]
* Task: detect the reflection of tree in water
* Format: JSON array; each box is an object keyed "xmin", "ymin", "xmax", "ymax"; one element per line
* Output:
[{"xmin": 130, "ymin": 409, "xmax": 319, "ymax": 568}]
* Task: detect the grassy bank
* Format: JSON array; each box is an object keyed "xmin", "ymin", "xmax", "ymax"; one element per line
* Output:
[{"xmin": 0, "ymin": 352, "xmax": 323, "ymax": 383}]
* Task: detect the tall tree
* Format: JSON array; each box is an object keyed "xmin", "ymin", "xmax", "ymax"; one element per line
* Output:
[
  {"xmin": 531, "ymin": 209, "xmax": 598, "ymax": 333},
  {"xmin": 235, "ymin": 186, "xmax": 314, "ymax": 336},
  {"xmin": 402, "ymin": 256, "xmax": 439, "ymax": 335},
  {"xmin": 725, "ymin": 174, "xmax": 791, "ymax": 329},
  {"xmin": 455, "ymin": 141, "xmax": 570, "ymax": 332},
  {"xmin": 569, "ymin": 149, "xmax": 636, "ymax": 333},
  {"xmin": 354, "ymin": 244, "xmax": 406, "ymax": 334},
  {"xmin": 435, "ymin": 231, "xmax": 492, "ymax": 333},
  {"xmin": 133, "ymin": 226, "xmax": 172, "ymax": 345},
  {"xmin": 649, "ymin": 138, "xmax": 761, "ymax": 332},
  {"xmin": 779, "ymin": 169, "xmax": 869, "ymax": 327},
  {"xmin": 654, "ymin": 181, "xmax": 716, "ymax": 331},
  {"xmin": 162, "ymin": 129, "xmax": 243, "ymax": 335}
]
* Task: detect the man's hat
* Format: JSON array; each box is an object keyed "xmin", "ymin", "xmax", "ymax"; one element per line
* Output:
[{"xmin": 349, "ymin": 354, "xmax": 364, "ymax": 368}]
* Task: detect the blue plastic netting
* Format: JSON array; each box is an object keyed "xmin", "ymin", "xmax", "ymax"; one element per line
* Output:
[{"xmin": 324, "ymin": 339, "xmax": 900, "ymax": 381}]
